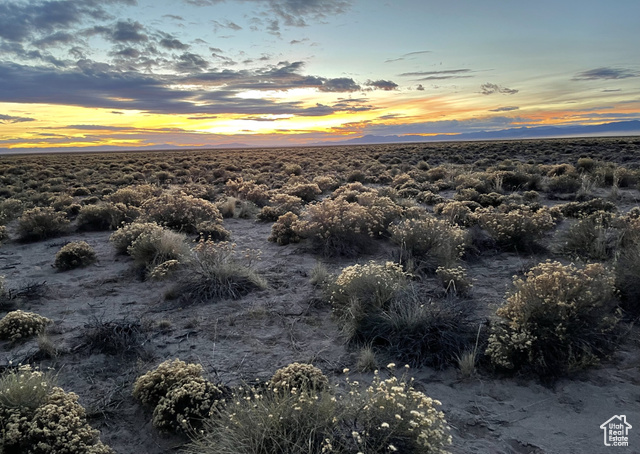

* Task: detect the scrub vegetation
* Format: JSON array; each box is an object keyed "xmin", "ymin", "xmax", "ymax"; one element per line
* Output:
[{"xmin": 1, "ymin": 137, "xmax": 640, "ymax": 453}]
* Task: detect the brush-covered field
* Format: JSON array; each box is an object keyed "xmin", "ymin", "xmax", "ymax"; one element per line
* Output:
[{"xmin": 1, "ymin": 137, "xmax": 639, "ymax": 454}]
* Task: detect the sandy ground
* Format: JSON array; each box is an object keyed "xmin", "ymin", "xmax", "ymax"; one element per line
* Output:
[{"xmin": 1, "ymin": 206, "xmax": 640, "ymax": 454}]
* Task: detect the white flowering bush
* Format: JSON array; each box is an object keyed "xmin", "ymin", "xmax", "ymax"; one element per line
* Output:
[
  {"xmin": 225, "ymin": 178, "xmax": 270, "ymax": 206},
  {"xmin": 329, "ymin": 261, "xmax": 408, "ymax": 318},
  {"xmin": 141, "ymin": 192, "xmax": 223, "ymax": 233},
  {"xmin": 109, "ymin": 221, "xmax": 164, "ymax": 254},
  {"xmin": 127, "ymin": 227, "xmax": 189, "ymax": 270},
  {"xmin": 185, "ymin": 366, "xmax": 451, "ymax": 454},
  {"xmin": 338, "ymin": 369, "xmax": 451, "ymax": 454},
  {"xmin": 132, "ymin": 359, "xmax": 205, "ymax": 408},
  {"xmin": 486, "ymin": 261, "xmax": 619, "ymax": 377},
  {"xmin": 152, "ymin": 376, "xmax": 228, "ymax": 433},
  {"xmin": 436, "ymin": 266, "xmax": 472, "ymax": 296},
  {"xmin": 561, "ymin": 211, "xmax": 618, "ymax": 260},
  {"xmin": 390, "ymin": 216, "xmax": 468, "ymax": 272},
  {"xmin": 293, "ymin": 189, "xmax": 403, "ymax": 256},
  {"xmin": 258, "ymin": 193, "xmax": 304, "ymax": 221},
  {"xmin": 0, "ymin": 310, "xmax": 51, "ymax": 342},
  {"xmin": 268, "ymin": 212, "xmax": 302, "ymax": 245},
  {"xmin": 0, "ymin": 366, "xmax": 113, "ymax": 454},
  {"xmin": 474, "ymin": 205, "xmax": 556, "ymax": 250},
  {"xmin": 54, "ymin": 241, "xmax": 97, "ymax": 271},
  {"xmin": 269, "ymin": 363, "xmax": 329, "ymax": 394}
]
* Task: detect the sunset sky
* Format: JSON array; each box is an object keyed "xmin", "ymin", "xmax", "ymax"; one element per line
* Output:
[{"xmin": 1, "ymin": 0, "xmax": 639, "ymax": 152}]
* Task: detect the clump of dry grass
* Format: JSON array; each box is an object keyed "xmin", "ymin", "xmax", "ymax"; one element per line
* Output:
[{"xmin": 54, "ymin": 241, "xmax": 97, "ymax": 271}]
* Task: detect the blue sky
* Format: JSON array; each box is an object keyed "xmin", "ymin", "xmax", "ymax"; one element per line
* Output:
[{"xmin": 1, "ymin": 0, "xmax": 639, "ymax": 151}]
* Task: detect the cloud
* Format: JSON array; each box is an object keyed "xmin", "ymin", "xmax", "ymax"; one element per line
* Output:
[
  {"xmin": 185, "ymin": 0, "xmax": 351, "ymax": 27},
  {"xmin": 0, "ymin": 0, "xmax": 135, "ymax": 42},
  {"xmin": 0, "ymin": 113, "xmax": 36, "ymax": 124},
  {"xmin": 318, "ymin": 77, "xmax": 360, "ymax": 92},
  {"xmin": 489, "ymin": 106, "xmax": 519, "ymax": 112},
  {"xmin": 481, "ymin": 83, "xmax": 518, "ymax": 95},
  {"xmin": 174, "ymin": 52, "xmax": 209, "ymax": 72},
  {"xmin": 416, "ymin": 84, "xmax": 424, "ymax": 91},
  {"xmin": 365, "ymin": 79, "xmax": 398, "ymax": 91},
  {"xmin": 212, "ymin": 20, "xmax": 242, "ymax": 32},
  {"xmin": 33, "ymin": 31, "xmax": 76, "ymax": 48},
  {"xmin": 159, "ymin": 37, "xmax": 189, "ymax": 50},
  {"xmin": 573, "ymin": 67, "xmax": 640, "ymax": 81},
  {"xmin": 385, "ymin": 50, "xmax": 431, "ymax": 63}
]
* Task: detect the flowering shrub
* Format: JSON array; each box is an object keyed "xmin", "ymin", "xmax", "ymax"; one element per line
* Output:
[
  {"xmin": 294, "ymin": 191, "xmax": 402, "ymax": 256},
  {"xmin": 268, "ymin": 212, "xmax": 301, "ymax": 245},
  {"xmin": 132, "ymin": 359, "xmax": 205, "ymax": 407},
  {"xmin": 433, "ymin": 201, "xmax": 475, "ymax": 226},
  {"xmin": 486, "ymin": 261, "xmax": 619, "ymax": 377},
  {"xmin": 16, "ymin": 207, "xmax": 70, "ymax": 242},
  {"xmin": 0, "ymin": 310, "xmax": 51, "ymax": 342},
  {"xmin": 284, "ymin": 182, "xmax": 322, "ymax": 202},
  {"xmin": 390, "ymin": 216, "xmax": 467, "ymax": 272},
  {"xmin": 0, "ymin": 366, "xmax": 113, "ymax": 454},
  {"xmin": 225, "ymin": 178, "xmax": 270, "ymax": 206},
  {"xmin": 127, "ymin": 227, "xmax": 189, "ymax": 270},
  {"xmin": 54, "ymin": 241, "xmax": 97, "ymax": 270},
  {"xmin": 109, "ymin": 222, "xmax": 164, "ymax": 254},
  {"xmin": 258, "ymin": 193, "xmax": 304, "ymax": 221},
  {"xmin": 186, "ymin": 368, "xmax": 451, "ymax": 454},
  {"xmin": 174, "ymin": 240, "xmax": 267, "ymax": 302},
  {"xmin": 106, "ymin": 184, "xmax": 162, "ymax": 206},
  {"xmin": 141, "ymin": 192, "xmax": 223, "ymax": 233},
  {"xmin": 474, "ymin": 205, "xmax": 556, "ymax": 250},
  {"xmin": 152, "ymin": 376, "xmax": 228, "ymax": 433},
  {"xmin": 269, "ymin": 363, "xmax": 329, "ymax": 394},
  {"xmin": 339, "ymin": 370, "xmax": 451, "ymax": 454},
  {"xmin": 329, "ymin": 261, "xmax": 408, "ymax": 317},
  {"xmin": 76, "ymin": 203, "xmax": 141, "ymax": 231},
  {"xmin": 436, "ymin": 266, "xmax": 472, "ymax": 295}
]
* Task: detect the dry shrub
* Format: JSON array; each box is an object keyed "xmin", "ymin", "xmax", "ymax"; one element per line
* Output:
[
  {"xmin": 225, "ymin": 178, "xmax": 269, "ymax": 206},
  {"xmin": 76, "ymin": 203, "xmax": 141, "ymax": 231},
  {"xmin": 152, "ymin": 376, "xmax": 228, "ymax": 433},
  {"xmin": 433, "ymin": 201, "xmax": 475, "ymax": 226},
  {"xmin": 109, "ymin": 221, "xmax": 164, "ymax": 254},
  {"xmin": 269, "ymin": 363, "xmax": 329, "ymax": 394},
  {"xmin": 312, "ymin": 175, "xmax": 339, "ymax": 192},
  {"xmin": 268, "ymin": 212, "xmax": 301, "ymax": 245},
  {"xmin": 80, "ymin": 318, "xmax": 145, "ymax": 356},
  {"xmin": 436, "ymin": 266, "xmax": 472, "ymax": 296},
  {"xmin": 294, "ymin": 189, "xmax": 402, "ymax": 256},
  {"xmin": 54, "ymin": 241, "xmax": 97, "ymax": 270},
  {"xmin": 174, "ymin": 240, "xmax": 267, "ymax": 303},
  {"xmin": 16, "ymin": 207, "xmax": 70, "ymax": 242},
  {"xmin": 141, "ymin": 192, "xmax": 223, "ymax": 233},
  {"xmin": 127, "ymin": 227, "xmax": 189, "ymax": 269},
  {"xmin": 546, "ymin": 174, "xmax": 581, "ymax": 194},
  {"xmin": 284, "ymin": 182, "xmax": 321, "ymax": 202},
  {"xmin": 196, "ymin": 220, "xmax": 231, "ymax": 241},
  {"xmin": 107, "ymin": 184, "xmax": 162, "ymax": 206},
  {"xmin": 486, "ymin": 261, "xmax": 619, "ymax": 377},
  {"xmin": 390, "ymin": 216, "xmax": 467, "ymax": 272},
  {"xmin": 329, "ymin": 261, "xmax": 408, "ymax": 319},
  {"xmin": 0, "ymin": 198, "xmax": 24, "ymax": 224},
  {"xmin": 0, "ymin": 310, "xmax": 51, "ymax": 342},
  {"xmin": 474, "ymin": 205, "xmax": 556, "ymax": 250},
  {"xmin": 558, "ymin": 198, "xmax": 616, "ymax": 218},
  {"xmin": 132, "ymin": 359, "xmax": 205, "ymax": 408},
  {"xmin": 561, "ymin": 211, "xmax": 618, "ymax": 260},
  {"xmin": 258, "ymin": 193, "xmax": 303, "ymax": 222},
  {"xmin": 186, "ymin": 368, "xmax": 450, "ymax": 454},
  {"xmin": 0, "ymin": 371, "xmax": 113, "ymax": 454}
]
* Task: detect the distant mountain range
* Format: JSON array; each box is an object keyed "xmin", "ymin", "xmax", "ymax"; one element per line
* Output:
[{"xmin": 317, "ymin": 120, "xmax": 640, "ymax": 146}]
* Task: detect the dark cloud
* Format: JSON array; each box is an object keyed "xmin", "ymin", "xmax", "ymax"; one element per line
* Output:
[
  {"xmin": 572, "ymin": 67, "xmax": 639, "ymax": 80},
  {"xmin": 33, "ymin": 31, "xmax": 76, "ymax": 48},
  {"xmin": 0, "ymin": 113, "xmax": 36, "ymax": 124},
  {"xmin": 187, "ymin": 115, "xmax": 218, "ymax": 120},
  {"xmin": 212, "ymin": 20, "xmax": 242, "ymax": 32},
  {"xmin": 416, "ymin": 84, "xmax": 424, "ymax": 91},
  {"xmin": 489, "ymin": 106, "xmax": 519, "ymax": 112},
  {"xmin": 111, "ymin": 20, "xmax": 148, "ymax": 42},
  {"xmin": 385, "ymin": 50, "xmax": 431, "ymax": 63},
  {"xmin": 0, "ymin": 0, "xmax": 135, "ymax": 42},
  {"xmin": 319, "ymin": 77, "xmax": 360, "ymax": 92},
  {"xmin": 365, "ymin": 79, "xmax": 398, "ymax": 91},
  {"xmin": 173, "ymin": 52, "xmax": 209, "ymax": 72},
  {"xmin": 481, "ymin": 83, "xmax": 518, "ymax": 95},
  {"xmin": 163, "ymin": 14, "xmax": 184, "ymax": 21},
  {"xmin": 399, "ymin": 69, "xmax": 473, "ymax": 79},
  {"xmin": 602, "ymin": 89, "xmax": 622, "ymax": 92},
  {"xmin": 159, "ymin": 37, "xmax": 189, "ymax": 50}
]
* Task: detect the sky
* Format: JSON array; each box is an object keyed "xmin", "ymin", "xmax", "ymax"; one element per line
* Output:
[{"xmin": 0, "ymin": 0, "xmax": 639, "ymax": 152}]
